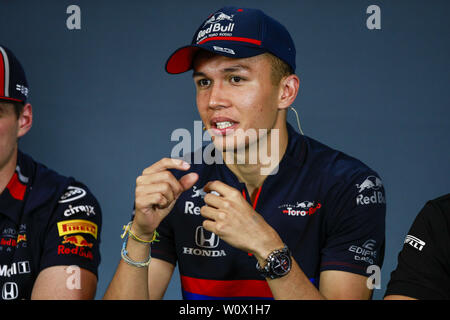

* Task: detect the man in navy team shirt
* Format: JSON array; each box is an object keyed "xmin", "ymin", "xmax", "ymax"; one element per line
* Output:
[
  {"xmin": 0, "ymin": 45, "xmax": 101, "ymax": 300},
  {"xmin": 105, "ymin": 7, "xmax": 385, "ymax": 300}
]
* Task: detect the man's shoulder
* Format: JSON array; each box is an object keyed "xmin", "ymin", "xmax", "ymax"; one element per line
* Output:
[
  {"xmin": 416, "ymin": 193, "xmax": 450, "ymax": 230},
  {"xmin": 429, "ymin": 193, "xmax": 450, "ymax": 216},
  {"xmin": 300, "ymin": 135, "xmax": 381, "ymax": 183},
  {"xmin": 19, "ymin": 151, "xmax": 99, "ymax": 209}
]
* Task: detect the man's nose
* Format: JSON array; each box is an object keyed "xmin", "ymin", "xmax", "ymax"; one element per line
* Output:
[{"xmin": 208, "ymin": 82, "xmax": 230, "ymax": 110}]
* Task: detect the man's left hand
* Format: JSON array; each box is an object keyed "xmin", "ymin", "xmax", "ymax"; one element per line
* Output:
[{"xmin": 200, "ymin": 180, "xmax": 283, "ymax": 261}]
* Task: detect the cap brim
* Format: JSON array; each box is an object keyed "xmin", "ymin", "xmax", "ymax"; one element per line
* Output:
[
  {"xmin": 165, "ymin": 42, "xmax": 267, "ymax": 74},
  {"xmin": 0, "ymin": 96, "xmax": 25, "ymax": 103},
  {"xmin": 165, "ymin": 45, "xmax": 201, "ymax": 74}
]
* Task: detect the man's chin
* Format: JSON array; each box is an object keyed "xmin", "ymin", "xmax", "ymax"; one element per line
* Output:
[
  {"xmin": 212, "ymin": 141, "xmax": 246, "ymax": 154},
  {"xmin": 211, "ymin": 135, "xmax": 251, "ymax": 152}
]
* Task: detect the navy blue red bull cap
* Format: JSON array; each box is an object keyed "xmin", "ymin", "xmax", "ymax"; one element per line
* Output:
[
  {"xmin": 165, "ymin": 6, "xmax": 296, "ymax": 74},
  {"xmin": 0, "ymin": 45, "xmax": 29, "ymax": 103}
]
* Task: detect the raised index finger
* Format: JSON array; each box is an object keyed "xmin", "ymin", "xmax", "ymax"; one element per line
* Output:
[{"xmin": 142, "ymin": 158, "xmax": 190, "ymax": 175}]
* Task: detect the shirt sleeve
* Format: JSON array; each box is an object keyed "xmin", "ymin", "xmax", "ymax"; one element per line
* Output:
[
  {"xmin": 150, "ymin": 213, "xmax": 177, "ymax": 266},
  {"xmin": 384, "ymin": 199, "xmax": 450, "ymax": 299},
  {"xmin": 320, "ymin": 172, "xmax": 386, "ymax": 277},
  {"xmin": 38, "ymin": 183, "xmax": 102, "ymax": 278}
]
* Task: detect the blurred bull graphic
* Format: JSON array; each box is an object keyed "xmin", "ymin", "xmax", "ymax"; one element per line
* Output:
[{"xmin": 62, "ymin": 235, "xmax": 93, "ymax": 248}]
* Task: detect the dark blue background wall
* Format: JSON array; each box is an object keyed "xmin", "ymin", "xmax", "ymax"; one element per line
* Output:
[{"xmin": 1, "ymin": 0, "xmax": 449, "ymax": 300}]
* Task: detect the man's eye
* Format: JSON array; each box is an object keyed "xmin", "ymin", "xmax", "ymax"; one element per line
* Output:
[
  {"xmin": 197, "ymin": 79, "xmax": 211, "ymax": 87},
  {"xmin": 230, "ymin": 76, "xmax": 243, "ymax": 83}
]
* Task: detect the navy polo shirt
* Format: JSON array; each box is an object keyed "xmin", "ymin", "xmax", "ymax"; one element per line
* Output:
[
  {"xmin": 0, "ymin": 151, "xmax": 101, "ymax": 300},
  {"xmin": 151, "ymin": 123, "xmax": 386, "ymax": 299}
]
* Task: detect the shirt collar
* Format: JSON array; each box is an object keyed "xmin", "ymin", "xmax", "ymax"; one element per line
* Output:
[
  {"xmin": 0, "ymin": 151, "xmax": 32, "ymax": 224},
  {"xmin": 214, "ymin": 122, "xmax": 306, "ymax": 196}
]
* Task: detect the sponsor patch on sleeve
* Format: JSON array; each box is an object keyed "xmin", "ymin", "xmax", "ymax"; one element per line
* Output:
[
  {"xmin": 58, "ymin": 186, "xmax": 87, "ymax": 203},
  {"xmin": 57, "ymin": 219, "xmax": 98, "ymax": 239}
]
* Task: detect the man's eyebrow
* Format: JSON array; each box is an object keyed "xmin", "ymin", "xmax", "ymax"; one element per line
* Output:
[
  {"xmin": 192, "ymin": 71, "xmax": 206, "ymax": 78},
  {"xmin": 193, "ymin": 65, "xmax": 251, "ymax": 77},
  {"xmin": 222, "ymin": 64, "xmax": 251, "ymax": 73}
]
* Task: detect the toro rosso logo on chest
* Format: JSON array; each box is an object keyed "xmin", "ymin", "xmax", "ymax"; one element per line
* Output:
[{"xmin": 279, "ymin": 201, "xmax": 322, "ymax": 217}]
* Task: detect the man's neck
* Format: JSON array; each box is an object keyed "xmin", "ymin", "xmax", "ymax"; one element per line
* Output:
[
  {"xmin": 0, "ymin": 149, "xmax": 18, "ymax": 195},
  {"xmin": 224, "ymin": 124, "xmax": 288, "ymax": 200}
]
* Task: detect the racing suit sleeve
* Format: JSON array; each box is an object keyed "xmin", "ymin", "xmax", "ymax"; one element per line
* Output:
[
  {"xmin": 38, "ymin": 183, "xmax": 102, "ymax": 278},
  {"xmin": 320, "ymin": 172, "xmax": 386, "ymax": 278}
]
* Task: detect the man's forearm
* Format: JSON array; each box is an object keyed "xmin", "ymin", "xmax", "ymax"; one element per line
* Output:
[
  {"xmin": 103, "ymin": 237, "xmax": 151, "ymax": 300},
  {"xmin": 262, "ymin": 257, "xmax": 326, "ymax": 300}
]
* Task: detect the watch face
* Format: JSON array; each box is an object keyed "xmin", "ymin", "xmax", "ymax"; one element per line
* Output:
[{"xmin": 272, "ymin": 253, "xmax": 291, "ymax": 276}]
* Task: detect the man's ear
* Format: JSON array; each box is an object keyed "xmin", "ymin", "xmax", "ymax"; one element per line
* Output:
[
  {"xmin": 17, "ymin": 103, "xmax": 32, "ymax": 138},
  {"xmin": 278, "ymin": 74, "xmax": 300, "ymax": 110}
]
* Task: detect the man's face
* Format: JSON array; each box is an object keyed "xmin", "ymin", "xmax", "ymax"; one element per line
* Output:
[
  {"xmin": 0, "ymin": 102, "xmax": 21, "ymax": 170},
  {"xmin": 193, "ymin": 52, "xmax": 282, "ymax": 151}
]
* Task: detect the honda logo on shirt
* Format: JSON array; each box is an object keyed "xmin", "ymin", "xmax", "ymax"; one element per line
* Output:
[
  {"xmin": 2, "ymin": 282, "xmax": 18, "ymax": 300},
  {"xmin": 195, "ymin": 226, "xmax": 219, "ymax": 249}
]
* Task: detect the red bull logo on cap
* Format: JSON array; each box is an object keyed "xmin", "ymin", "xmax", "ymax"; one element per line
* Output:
[
  {"xmin": 203, "ymin": 12, "xmax": 234, "ymax": 26},
  {"xmin": 196, "ymin": 22, "xmax": 235, "ymax": 42},
  {"xmin": 196, "ymin": 11, "xmax": 236, "ymax": 42}
]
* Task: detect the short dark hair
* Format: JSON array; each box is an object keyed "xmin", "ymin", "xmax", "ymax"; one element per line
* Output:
[
  {"xmin": 12, "ymin": 102, "xmax": 25, "ymax": 118},
  {"xmin": 0, "ymin": 101, "xmax": 24, "ymax": 118},
  {"xmin": 263, "ymin": 52, "xmax": 294, "ymax": 86}
]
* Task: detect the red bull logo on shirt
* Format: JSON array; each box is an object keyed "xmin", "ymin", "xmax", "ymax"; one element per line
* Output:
[
  {"xmin": 62, "ymin": 235, "xmax": 93, "ymax": 248},
  {"xmin": 58, "ymin": 235, "xmax": 94, "ymax": 260},
  {"xmin": 355, "ymin": 176, "xmax": 385, "ymax": 206},
  {"xmin": 356, "ymin": 176, "xmax": 382, "ymax": 193},
  {"xmin": 16, "ymin": 234, "xmax": 26, "ymax": 244}
]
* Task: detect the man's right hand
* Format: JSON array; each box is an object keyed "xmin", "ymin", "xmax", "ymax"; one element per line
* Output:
[{"xmin": 132, "ymin": 158, "xmax": 198, "ymax": 239}]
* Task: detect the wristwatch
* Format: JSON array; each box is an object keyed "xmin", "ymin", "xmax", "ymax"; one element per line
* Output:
[{"xmin": 256, "ymin": 244, "xmax": 292, "ymax": 279}]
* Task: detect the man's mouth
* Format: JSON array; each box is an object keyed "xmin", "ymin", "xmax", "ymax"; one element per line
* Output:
[
  {"xmin": 215, "ymin": 121, "xmax": 235, "ymax": 130},
  {"xmin": 209, "ymin": 117, "xmax": 239, "ymax": 135}
]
